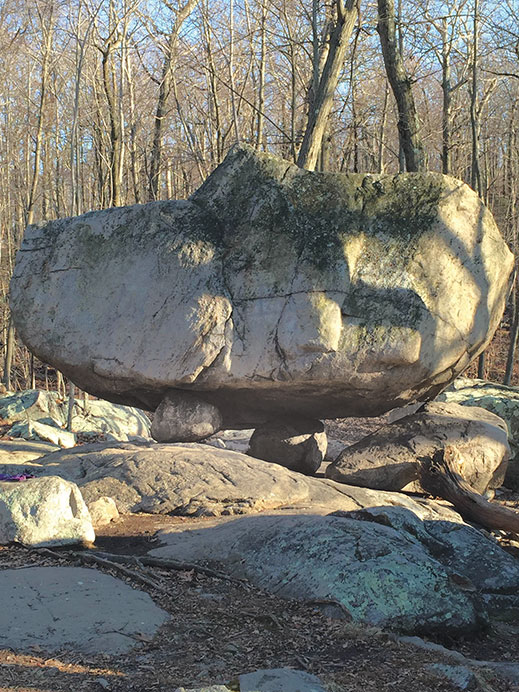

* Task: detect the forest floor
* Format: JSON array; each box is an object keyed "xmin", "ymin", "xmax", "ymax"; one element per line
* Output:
[{"xmin": 0, "ymin": 485, "xmax": 517, "ymax": 692}]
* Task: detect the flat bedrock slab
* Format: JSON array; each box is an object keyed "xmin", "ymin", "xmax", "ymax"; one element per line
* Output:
[
  {"xmin": 0, "ymin": 440, "xmax": 469, "ymax": 521},
  {"xmin": 10, "ymin": 146, "xmax": 513, "ymax": 426},
  {"xmin": 151, "ymin": 505, "xmax": 519, "ymax": 636},
  {"xmin": 239, "ymin": 668, "xmax": 328, "ymax": 692},
  {"xmin": 0, "ymin": 566, "xmax": 168, "ymax": 653},
  {"xmin": 326, "ymin": 401, "xmax": 510, "ymax": 494}
]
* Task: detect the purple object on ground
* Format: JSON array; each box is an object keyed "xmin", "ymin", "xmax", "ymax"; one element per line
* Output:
[{"xmin": 0, "ymin": 473, "xmax": 35, "ymax": 481}]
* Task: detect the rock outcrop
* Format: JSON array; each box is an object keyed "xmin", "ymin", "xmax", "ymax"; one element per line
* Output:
[
  {"xmin": 437, "ymin": 377, "xmax": 519, "ymax": 490},
  {"xmin": 11, "ymin": 146, "xmax": 513, "ymax": 428},
  {"xmin": 326, "ymin": 401, "xmax": 510, "ymax": 494},
  {"xmin": 151, "ymin": 505, "xmax": 519, "ymax": 636}
]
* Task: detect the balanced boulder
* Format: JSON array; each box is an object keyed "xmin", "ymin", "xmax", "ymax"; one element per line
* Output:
[{"xmin": 10, "ymin": 146, "xmax": 513, "ymax": 428}]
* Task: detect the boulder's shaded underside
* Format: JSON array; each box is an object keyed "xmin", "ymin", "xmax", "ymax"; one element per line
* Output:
[{"xmin": 10, "ymin": 146, "xmax": 513, "ymax": 426}]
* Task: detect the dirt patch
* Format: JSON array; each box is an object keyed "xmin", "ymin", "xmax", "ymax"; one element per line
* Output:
[{"xmin": 0, "ymin": 538, "xmax": 517, "ymax": 692}]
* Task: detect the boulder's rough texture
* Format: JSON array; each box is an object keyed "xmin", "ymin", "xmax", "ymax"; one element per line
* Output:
[
  {"xmin": 438, "ymin": 378, "xmax": 519, "ymax": 489},
  {"xmin": 0, "ymin": 476, "xmax": 95, "ymax": 546},
  {"xmin": 23, "ymin": 442, "xmax": 312, "ymax": 516},
  {"xmin": 0, "ymin": 389, "xmax": 63, "ymax": 424},
  {"xmin": 0, "ymin": 566, "xmax": 168, "ymax": 653},
  {"xmin": 9, "ymin": 419, "xmax": 76, "ymax": 448},
  {"xmin": 151, "ymin": 506, "xmax": 519, "ymax": 636},
  {"xmin": 248, "ymin": 417, "xmax": 327, "ymax": 474},
  {"xmin": 326, "ymin": 401, "xmax": 510, "ymax": 493},
  {"xmin": 10, "ymin": 147, "xmax": 513, "ymax": 427},
  {"xmin": 204, "ymin": 428, "xmax": 254, "ymax": 454},
  {"xmin": 239, "ymin": 668, "xmax": 328, "ymax": 692},
  {"xmin": 3, "ymin": 440, "xmax": 470, "ymax": 520},
  {"xmin": 0, "ymin": 439, "xmax": 59, "ymax": 465},
  {"xmin": 151, "ymin": 391, "xmax": 222, "ymax": 442}
]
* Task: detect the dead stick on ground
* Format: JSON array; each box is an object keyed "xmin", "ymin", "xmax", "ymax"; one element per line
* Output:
[
  {"xmin": 419, "ymin": 445, "xmax": 519, "ymax": 535},
  {"xmin": 30, "ymin": 546, "xmax": 246, "ymax": 586},
  {"xmin": 30, "ymin": 546, "xmax": 168, "ymax": 593},
  {"xmin": 91, "ymin": 550, "xmax": 247, "ymax": 585}
]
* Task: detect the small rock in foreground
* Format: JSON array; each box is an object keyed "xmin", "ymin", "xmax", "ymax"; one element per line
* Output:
[{"xmin": 0, "ymin": 475, "xmax": 94, "ymax": 547}]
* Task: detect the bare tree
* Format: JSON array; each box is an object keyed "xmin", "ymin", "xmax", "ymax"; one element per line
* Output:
[
  {"xmin": 297, "ymin": 0, "xmax": 358, "ymax": 171},
  {"xmin": 377, "ymin": 0, "xmax": 426, "ymax": 171}
]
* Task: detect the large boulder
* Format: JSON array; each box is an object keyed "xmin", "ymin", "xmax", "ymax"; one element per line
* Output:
[
  {"xmin": 10, "ymin": 147, "xmax": 513, "ymax": 427},
  {"xmin": 0, "ymin": 440, "xmax": 467, "ymax": 519},
  {"xmin": 326, "ymin": 401, "xmax": 510, "ymax": 494},
  {"xmin": 437, "ymin": 377, "xmax": 519, "ymax": 489}
]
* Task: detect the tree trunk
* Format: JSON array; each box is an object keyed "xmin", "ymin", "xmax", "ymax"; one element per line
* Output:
[
  {"xmin": 377, "ymin": 0, "xmax": 426, "ymax": 172},
  {"xmin": 441, "ymin": 16, "xmax": 452, "ymax": 175},
  {"xmin": 505, "ymin": 274, "xmax": 519, "ymax": 385},
  {"xmin": 3, "ymin": 316, "xmax": 15, "ymax": 391},
  {"xmin": 297, "ymin": 0, "xmax": 357, "ymax": 171},
  {"xmin": 420, "ymin": 446, "xmax": 519, "ymax": 534},
  {"xmin": 148, "ymin": 0, "xmax": 200, "ymax": 201}
]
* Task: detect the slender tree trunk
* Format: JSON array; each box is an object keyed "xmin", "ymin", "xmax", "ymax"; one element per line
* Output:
[
  {"xmin": 3, "ymin": 317, "xmax": 15, "ymax": 390},
  {"xmin": 297, "ymin": 0, "xmax": 358, "ymax": 171},
  {"xmin": 26, "ymin": 6, "xmax": 55, "ymax": 225},
  {"xmin": 441, "ymin": 17, "xmax": 452, "ymax": 175},
  {"xmin": 255, "ymin": 0, "xmax": 267, "ymax": 149},
  {"xmin": 101, "ymin": 40, "xmax": 123, "ymax": 208},
  {"xmin": 148, "ymin": 0, "xmax": 200, "ymax": 201},
  {"xmin": 377, "ymin": 0, "xmax": 426, "ymax": 172},
  {"xmin": 67, "ymin": 381, "xmax": 75, "ymax": 431}
]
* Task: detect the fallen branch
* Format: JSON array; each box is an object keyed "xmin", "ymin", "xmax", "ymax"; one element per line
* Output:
[
  {"xmin": 419, "ymin": 445, "xmax": 519, "ymax": 535},
  {"xmin": 31, "ymin": 546, "xmax": 168, "ymax": 593},
  {"xmin": 91, "ymin": 550, "xmax": 247, "ymax": 585},
  {"xmin": 30, "ymin": 546, "xmax": 245, "ymax": 586}
]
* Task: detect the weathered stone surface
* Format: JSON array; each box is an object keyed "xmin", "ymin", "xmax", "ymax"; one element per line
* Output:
[
  {"xmin": 204, "ymin": 428, "xmax": 254, "ymax": 453},
  {"xmin": 0, "ymin": 389, "xmax": 63, "ymax": 424},
  {"xmin": 239, "ymin": 668, "xmax": 328, "ymax": 692},
  {"xmin": 9, "ymin": 419, "xmax": 76, "ymax": 448},
  {"xmin": 69, "ymin": 397, "xmax": 151, "ymax": 440},
  {"xmin": 0, "ymin": 566, "xmax": 168, "ymax": 653},
  {"xmin": 151, "ymin": 391, "xmax": 222, "ymax": 442},
  {"xmin": 0, "ymin": 439, "xmax": 59, "ymax": 465},
  {"xmin": 151, "ymin": 507, "xmax": 505, "ymax": 636},
  {"xmin": 10, "ymin": 147, "xmax": 513, "ymax": 427},
  {"xmin": 248, "ymin": 417, "xmax": 327, "ymax": 474},
  {"xmin": 175, "ymin": 687, "xmax": 230, "ymax": 692},
  {"xmin": 87, "ymin": 496, "xmax": 119, "ymax": 527},
  {"xmin": 4, "ymin": 440, "xmax": 469, "ymax": 520},
  {"xmin": 424, "ymin": 664, "xmax": 477, "ymax": 690},
  {"xmin": 0, "ymin": 476, "xmax": 95, "ymax": 546},
  {"xmin": 0, "ymin": 389, "xmax": 151, "ymax": 442},
  {"xmin": 438, "ymin": 378, "xmax": 519, "ymax": 490},
  {"xmin": 24, "ymin": 442, "xmax": 312, "ymax": 516},
  {"xmin": 326, "ymin": 402, "xmax": 509, "ymax": 494}
]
